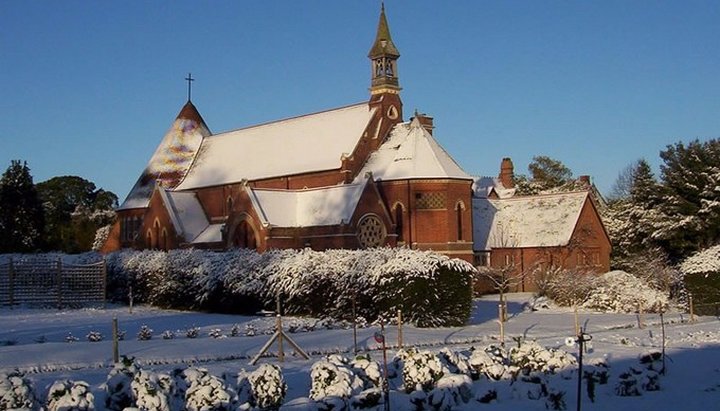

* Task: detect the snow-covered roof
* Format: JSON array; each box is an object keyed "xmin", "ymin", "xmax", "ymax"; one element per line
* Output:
[
  {"xmin": 119, "ymin": 102, "xmax": 210, "ymax": 210},
  {"xmin": 473, "ymin": 176, "xmax": 516, "ymax": 199},
  {"xmin": 473, "ymin": 191, "xmax": 589, "ymax": 250},
  {"xmin": 191, "ymin": 223, "xmax": 224, "ymax": 245},
  {"xmin": 248, "ymin": 181, "xmax": 367, "ymax": 228},
  {"xmin": 176, "ymin": 103, "xmax": 375, "ymax": 190},
  {"xmin": 356, "ymin": 118, "xmax": 473, "ymax": 182},
  {"xmin": 158, "ymin": 189, "xmax": 210, "ymax": 243}
]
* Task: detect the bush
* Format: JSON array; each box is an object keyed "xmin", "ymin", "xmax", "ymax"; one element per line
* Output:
[
  {"xmin": 246, "ymin": 364, "xmax": 287, "ymax": 410},
  {"xmin": 46, "ymin": 380, "xmax": 94, "ymax": 411},
  {"xmin": 583, "ymin": 271, "xmax": 670, "ymax": 313},
  {"xmin": 0, "ymin": 370, "xmax": 38, "ymax": 410},
  {"xmin": 105, "ymin": 248, "xmax": 476, "ymax": 327},
  {"xmin": 103, "ymin": 356, "xmax": 140, "ymax": 411}
]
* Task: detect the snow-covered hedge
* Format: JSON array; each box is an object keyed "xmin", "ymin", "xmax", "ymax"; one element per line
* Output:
[
  {"xmin": 679, "ymin": 244, "xmax": 720, "ymax": 276},
  {"xmin": 104, "ymin": 248, "xmax": 476, "ymax": 327},
  {"xmin": 582, "ymin": 271, "xmax": 669, "ymax": 313}
]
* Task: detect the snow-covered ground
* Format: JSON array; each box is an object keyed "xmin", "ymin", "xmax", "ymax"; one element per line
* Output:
[{"xmin": 1, "ymin": 293, "xmax": 719, "ymax": 410}]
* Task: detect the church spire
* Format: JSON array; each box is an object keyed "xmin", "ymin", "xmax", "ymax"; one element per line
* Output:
[{"xmin": 368, "ymin": 3, "xmax": 401, "ymax": 95}]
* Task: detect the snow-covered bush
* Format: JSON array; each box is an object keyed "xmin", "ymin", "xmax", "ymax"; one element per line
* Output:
[
  {"xmin": 583, "ymin": 271, "xmax": 670, "ymax": 313},
  {"xmin": 186, "ymin": 327, "xmax": 200, "ymax": 338},
  {"xmin": 399, "ymin": 349, "xmax": 444, "ymax": 393},
  {"xmin": 542, "ymin": 269, "xmax": 598, "ymax": 307},
  {"xmin": 508, "ymin": 340, "xmax": 576, "ymax": 374},
  {"xmin": 86, "ymin": 331, "xmax": 103, "ymax": 342},
  {"xmin": 425, "ymin": 374, "xmax": 473, "ymax": 411},
  {"xmin": 161, "ymin": 330, "xmax": 175, "ymax": 340},
  {"xmin": 468, "ymin": 345, "xmax": 510, "ymax": 381},
  {"xmin": 349, "ymin": 355, "xmax": 382, "ymax": 389},
  {"xmin": 246, "ymin": 364, "xmax": 287, "ymax": 410},
  {"xmin": 130, "ymin": 370, "xmax": 175, "ymax": 411},
  {"xmin": 46, "ymin": 380, "xmax": 95, "ymax": 411},
  {"xmin": 0, "ymin": 370, "xmax": 38, "ymax": 411},
  {"xmin": 208, "ymin": 328, "xmax": 224, "ymax": 339},
  {"xmin": 309, "ymin": 356, "xmax": 363, "ymax": 401},
  {"xmin": 183, "ymin": 368, "xmax": 235, "ymax": 411},
  {"xmin": 104, "ymin": 248, "xmax": 475, "ymax": 327},
  {"xmin": 137, "ymin": 325, "xmax": 153, "ymax": 340},
  {"xmin": 66, "ymin": 333, "xmax": 80, "ymax": 343},
  {"xmin": 103, "ymin": 356, "xmax": 140, "ymax": 411}
]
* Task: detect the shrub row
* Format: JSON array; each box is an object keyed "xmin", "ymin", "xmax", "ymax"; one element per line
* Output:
[{"xmin": 104, "ymin": 248, "xmax": 476, "ymax": 327}]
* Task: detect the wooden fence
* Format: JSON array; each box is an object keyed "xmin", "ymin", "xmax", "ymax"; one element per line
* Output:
[{"xmin": 0, "ymin": 257, "xmax": 106, "ymax": 308}]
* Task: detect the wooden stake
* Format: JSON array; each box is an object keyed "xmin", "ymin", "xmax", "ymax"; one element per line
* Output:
[
  {"xmin": 112, "ymin": 317, "xmax": 119, "ymax": 363},
  {"xmin": 352, "ymin": 295, "xmax": 358, "ymax": 355},
  {"xmin": 573, "ymin": 304, "xmax": 579, "ymax": 336},
  {"xmin": 397, "ymin": 309, "xmax": 403, "ymax": 349},
  {"xmin": 689, "ymin": 295, "xmax": 695, "ymax": 323},
  {"xmin": 276, "ymin": 296, "xmax": 284, "ymax": 362}
]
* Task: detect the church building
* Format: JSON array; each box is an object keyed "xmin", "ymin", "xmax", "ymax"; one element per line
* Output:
[{"xmin": 104, "ymin": 5, "xmax": 611, "ymax": 287}]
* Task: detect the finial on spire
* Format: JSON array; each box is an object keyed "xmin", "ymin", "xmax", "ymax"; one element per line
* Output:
[{"xmin": 185, "ymin": 72, "xmax": 195, "ymax": 102}]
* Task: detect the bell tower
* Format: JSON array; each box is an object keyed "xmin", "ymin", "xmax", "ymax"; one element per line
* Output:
[{"xmin": 369, "ymin": 3, "xmax": 401, "ymax": 96}]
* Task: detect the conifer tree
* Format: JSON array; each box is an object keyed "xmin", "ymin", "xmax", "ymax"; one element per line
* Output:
[
  {"xmin": 0, "ymin": 160, "xmax": 45, "ymax": 252},
  {"xmin": 654, "ymin": 138, "xmax": 720, "ymax": 260}
]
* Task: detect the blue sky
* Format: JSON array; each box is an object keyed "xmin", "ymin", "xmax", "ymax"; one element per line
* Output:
[{"xmin": 1, "ymin": 1, "xmax": 718, "ymax": 201}]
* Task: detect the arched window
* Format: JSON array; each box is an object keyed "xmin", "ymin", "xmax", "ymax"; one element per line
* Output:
[
  {"xmin": 153, "ymin": 220, "xmax": 161, "ymax": 250},
  {"xmin": 161, "ymin": 228, "xmax": 168, "ymax": 251},
  {"xmin": 226, "ymin": 197, "xmax": 234, "ymax": 216},
  {"xmin": 233, "ymin": 220, "xmax": 257, "ymax": 249},
  {"xmin": 455, "ymin": 201, "xmax": 465, "ymax": 241},
  {"xmin": 393, "ymin": 203, "xmax": 404, "ymax": 242}
]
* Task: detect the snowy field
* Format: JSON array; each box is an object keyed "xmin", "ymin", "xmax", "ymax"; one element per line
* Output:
[{"xmin": 1, "ymin": 293, "xmax": 719, "ymax": 410}]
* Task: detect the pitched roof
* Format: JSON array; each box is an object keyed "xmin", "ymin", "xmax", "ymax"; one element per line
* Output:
[
  {"xmin": 473, "ymin": 191, "xmax": 589, "ymax": 250},
  {"xmin": 368, "ymin": 4, "xmax": 400, "ymax": 58},
  {"xmin": 119, "ymin": 101, "xmax": 210, "ymax": 210},
  {"xmin": 175, "ymin": 103, "xmax": 375, "ymax": 190},
  {"xmin": 248, "ymin": 180, "xmax": 367, "ymax": 228},
  {"xmin": 356, "ymin": 117, "xmax": 473, "ymax": 182},
  {"xmin": 157, "ymin": 189, "xmax": 210, "ymax": 243}
]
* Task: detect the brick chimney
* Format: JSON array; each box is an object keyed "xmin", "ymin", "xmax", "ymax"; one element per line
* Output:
[
  {"xmin": 499, "ymin": 157, "xmax": 515, "ymax": 189},
  {"xmin": 413, "ymin": 111, "xmax": 434, "ymax": 135},
  {"xmin": 578, "ymin": 175, "xmax": 591, "ymax": 188}
]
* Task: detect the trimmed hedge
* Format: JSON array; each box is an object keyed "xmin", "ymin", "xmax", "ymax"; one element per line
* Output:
[{"xmin": 104, "ymin": 248, "xmax": 476, "ymax": 327}]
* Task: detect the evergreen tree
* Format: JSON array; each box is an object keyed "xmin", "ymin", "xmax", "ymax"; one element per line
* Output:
[
  {"xmin": 0, "ymin": 160, "xmax": 45, "ymax": 252},
  {"xmin": 36, "ymin": 175, "xmax": 117, "ymax": 252},
  {"xmin": 653, "ymin": 139, "xmax": 720, "ymax": 260},
  {"xmin": 515, "ymin": 155, "xmax": 576, "ymax": 195}
]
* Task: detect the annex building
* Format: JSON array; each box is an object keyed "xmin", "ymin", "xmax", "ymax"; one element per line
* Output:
[{"xmin": 104, "ymin": 6, "xmax": 610, "ymax": 291}]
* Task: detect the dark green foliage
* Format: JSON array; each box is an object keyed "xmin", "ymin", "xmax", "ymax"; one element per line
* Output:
[
  {"xmin": 105, "ymin": 248, "xmax": 475, "ymax": 327},
  {"xmin": 514, "ymin": 155, "xmax": 579, "ymax": 196},
  {"xmin": 683, "ymin": 273, "xmax": 720, "ymax": 316},
  {"xmin": 36, "ymin": 175, "xmax": 117, "ymax": 252},
  {"xmin": 0, "ymin": 160, "xmax": 45, "ymax": 252}
]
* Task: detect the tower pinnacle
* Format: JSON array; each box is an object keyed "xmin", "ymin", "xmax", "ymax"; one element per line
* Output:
[{"xmin": 368, "ymin": 3, "xmax": 400, "ymax": 95}]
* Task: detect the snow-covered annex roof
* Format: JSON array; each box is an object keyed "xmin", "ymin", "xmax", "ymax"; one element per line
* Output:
[
  {"xmin": 176, "ymin": 103, "xmax": 375, "ymax": 190},
  {"xmin": 119, "ymin": 102, "xmax": 210, "ymax": 210},
  {"xmin": 473, "ymin": 191, "xmax": 590, "ymax": 250},
  {"xmin": 356, "ymin": 118, "xmax": 472, "ymax": 182},
  {"xmin": 158, "ymin": 189, "xmax": 222, "ymax": 244},
  {"xmin": 248, "ymin": 181, "xmax": 367, "ymax": 228}
]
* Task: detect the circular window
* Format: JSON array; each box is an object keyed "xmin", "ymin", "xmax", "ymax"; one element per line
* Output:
[{"xmin": 357, "ymin": 215, "xmax": 386, "ymax": 248}]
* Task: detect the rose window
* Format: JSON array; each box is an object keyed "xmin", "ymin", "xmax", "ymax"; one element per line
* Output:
[{"xmin": 357, "ymin": 215, "xmax": 386, "ymax": 248}]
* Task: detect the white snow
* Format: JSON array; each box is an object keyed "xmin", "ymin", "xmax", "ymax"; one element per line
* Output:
[
  {"xmin": 473, "ymin": 191, "xmax": 588, "ymax": 250},
  {"xmin": 158, "ymin": 190, "xmax": 209, "ymax": 243},
  {"xmin": 250, "ymin": 181, "xmax": 367, "ymax": 228},
  {"xmin": 357, "ymin": 118, "xmax": 473, "ymax": 182},
  {"xmin": 176, "ymin": 103, "xmax": 375, "ymax": 190},
  {"xmin": 1, "ymin": 294, "xmax": 719, "ymax": 410},
  {"xmin": 680, "ymin": 244, "xmax": 720, "ymax": 275}
]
